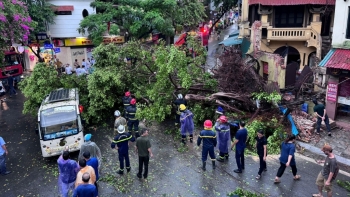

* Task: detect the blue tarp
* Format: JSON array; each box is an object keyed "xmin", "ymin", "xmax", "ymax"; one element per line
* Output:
[
  {"xmin": 279, "ymin": 106, "xmax": 299, "ymax": 136},
  {"xmin": 219, "ymin": 36, "xmax": 243, "ymax": 46}
]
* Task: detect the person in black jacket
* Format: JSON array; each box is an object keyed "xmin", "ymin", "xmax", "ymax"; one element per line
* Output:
[
  {"xmin": 111, "ymin": 125, "xmax": 135, "ymax": 175},
  {"xmin": 197, "ymin": 120, "xmax": 217, "ymax": 171},
  {"xmin": 126, "ymin": 98, "xmax": 139, "ymax": 138},
  {"xmin": 173, "ymin": 94, "xmax": 187, "ymax": 126},
  {"xmin": 122, "ymin": 91, "xmax": 132, "ymax": 118}
]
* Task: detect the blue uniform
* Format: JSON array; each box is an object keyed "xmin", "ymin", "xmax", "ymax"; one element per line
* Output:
[
  {"xmin": 126, "ymin": 105, "xmax": 139, "ymax": 137},
  {"xmin": 215, "ymin": 123, "xmax": 231, "ymax": 159},
  {"xmin": 197, "ymin": 129, "xmax": 217, "ymax": 161},
  {"xmin": 111, "ymin": 132, "xmax": 135, "ymax": 171}
]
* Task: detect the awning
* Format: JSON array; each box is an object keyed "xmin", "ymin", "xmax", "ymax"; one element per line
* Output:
[
  {"xmin": 52, "ymin": 5, "xmax": 74, "ymax": 12},
  {"xmin": 319, "ymin": 49, "xmax": 350, "ymax": 70},
  {"xmin": 248, "ymin": 0, "xmax": 335, "ymax": 5},
  {"xmin": 228, "ymin": 31, "xmax": 239, "ymax": 38},
  {"xmin": 219, "ymin": 36, "xmax": 243, "ymax": 47}
]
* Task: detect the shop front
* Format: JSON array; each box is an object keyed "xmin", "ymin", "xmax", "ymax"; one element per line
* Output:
[
  {"xmin": 320, "ymin": 49, "xmax": 350, "ymax": 126},
  {"xmin": 64, "ymin": 38, "xmax": 94, "ymax": 66}
]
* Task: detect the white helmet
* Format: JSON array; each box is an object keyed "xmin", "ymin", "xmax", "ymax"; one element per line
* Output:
[
  {"xmin": 114, "ymin": 110, "xmax": 121, "ymax": 117},
  {"xmin": 177, "ymin": 94, "xmax": 183, "ymax": 99},
  {"xmin": 117, "ymin": 125, "xmax": 125, "ymax": 134}
]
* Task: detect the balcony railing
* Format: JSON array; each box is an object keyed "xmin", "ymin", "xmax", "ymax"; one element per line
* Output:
[{"xmin": 267, "ymin": 27, "xmax": 312, "ymax": 41}]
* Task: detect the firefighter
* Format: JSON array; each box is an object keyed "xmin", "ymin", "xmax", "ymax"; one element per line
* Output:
[
  {"xmin": 197, "ymin": 120, "xmax": 217, "ymax": 171},
  {"xmin": 179, "ymin": 104, "xmax": 194, "ymax": 144},
  {"xmin": 215, "ymin": 115, "xmax": 231, "ymax": 162},
  {"xmin": 173, "ymin": 94, "xmax": 187, "ymax": 126},
  {"xmin": 126, "ymin": 98, "xmax": 139, "ymax": 138},
  {"xmin": 122, "ymin": 91, "xmax": 132, "ymax": 118},
  {"xmin": 111, "ymin": 125, "xmax": 135, "ymax": 175},
  {"xmin": 114, "ymin": 110, "xmax": 127, "ymax": 134}
]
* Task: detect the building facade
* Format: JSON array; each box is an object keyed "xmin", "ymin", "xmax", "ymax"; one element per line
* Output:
[
  {"xmin": 319, "ymin": 0, "xmax": 350, "ymax": 123},
  {"xmin": 240, "ymin": 0, "xmax": 335, "ymax": 88}
]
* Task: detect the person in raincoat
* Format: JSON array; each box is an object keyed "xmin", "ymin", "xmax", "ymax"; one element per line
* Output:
[
  {"xmin": 79, "ymin": 134, "xmax": 102, "ymax": 168},
  {"xmin": 57, "ymin": 150, "xmax": 79, "ymax": 197},
  {"xmin": 215, "ymin": 115, "xmax": 231, "ymax": 162},
  {"xmin": 179, "ymin": 104, "xmax": 194, "ymax": 144}
]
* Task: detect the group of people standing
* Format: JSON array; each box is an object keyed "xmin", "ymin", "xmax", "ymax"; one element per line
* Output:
[
  {"xmin": 64, "ymin": 57, "xmax": 96, "ymax": 76},
  {"xmin": 174, "ymin": 94, "xmax": 339, "ymax": 197}
]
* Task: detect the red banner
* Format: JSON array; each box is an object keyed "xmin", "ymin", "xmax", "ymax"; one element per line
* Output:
[{"xmin": 327, "ymin": 82, "xmax": 338, "ymax": 102}]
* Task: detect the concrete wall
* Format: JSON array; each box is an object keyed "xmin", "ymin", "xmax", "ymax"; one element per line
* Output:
[
  {"xmin": 332, "ymin": 0, "xmax": 350, "ymax": 48},
  {"xmin": 47, "ymin": 0, "xmax": 95, "ymax": 38},
  {"xmin": 257, "ymin": 55, "xmax": 286, "ymax": 88}
]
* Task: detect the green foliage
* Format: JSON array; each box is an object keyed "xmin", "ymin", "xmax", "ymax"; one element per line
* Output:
[
  {"xmin": 228, "ymin": 187, "xmax": 265, "ymax": 197},
  {"xmin": 190, "ymin": 103, "xmax": 216, "ymax": 126},
  {"xmin": 337, "ymin": 180, "xmax": 350, "ymax": 192},
  {"xmin": 246, "ymin": 118, "xmax": 284, "ymax": 155},
  {"xmin": 252, "ymin": 91, "xmax": 282, "ymax": 103},
  {"xmin": 20, "ymin": 39, "xmax": 210, "ymax": 126},
  {"xmin": 78, "ymin": 0, "xmax": 206, "ymax": 44}
]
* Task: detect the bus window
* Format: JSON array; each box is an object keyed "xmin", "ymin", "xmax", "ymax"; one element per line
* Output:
[{"xmin": 5, "ymin": 54, "xmax": 19, "ymax": 66}]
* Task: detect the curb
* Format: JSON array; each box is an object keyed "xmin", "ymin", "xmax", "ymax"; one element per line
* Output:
[{"xmin": 298, "ymin": 141, "xmax": 350, "ymax": 176}]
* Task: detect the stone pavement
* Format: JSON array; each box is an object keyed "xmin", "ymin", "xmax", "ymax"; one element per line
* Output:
[{"xmin": 298, "ymin": 127, "xmax": 350, "ymax": 167}]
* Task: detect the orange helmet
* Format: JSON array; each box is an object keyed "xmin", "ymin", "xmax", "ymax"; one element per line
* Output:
[
  {"xmin": 130, "ymin": 98, "xmax": 136, "ymax": 105},
  {"xmin": 125, "ymin": 91, "xmax": 131, "ymax": 97},
  {"xmin": 204, "ymin": 120, "xmax": 212, "ymax": 129},
  {"xmin": 219, "ymin": 115, "xmax": 227, "ymax": 123}
]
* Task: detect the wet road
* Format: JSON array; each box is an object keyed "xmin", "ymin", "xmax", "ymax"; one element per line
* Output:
[{"xmin": 0, "ymin": 92, "xmax": 350, "ymax": 197}]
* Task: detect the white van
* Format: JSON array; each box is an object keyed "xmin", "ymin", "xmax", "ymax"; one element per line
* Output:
[{"xmin": 37, "ymin": 88, "xmax": 84, "ymax": 157}]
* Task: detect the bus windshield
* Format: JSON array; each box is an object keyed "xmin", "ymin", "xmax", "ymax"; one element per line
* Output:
[
  {"xmin": 4, "ymin": 54, "xmax": 19, "ymax": 66},
  {"xmin": 40, "ymin": 106, "xmax": 79, "ymax": 140}
]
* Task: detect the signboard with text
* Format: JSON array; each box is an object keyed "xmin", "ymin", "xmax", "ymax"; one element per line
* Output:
[
  {"xmin": 327, "ymin": 82, "xmax": 338, "ymax": 102},
  {"xmin": 64, "ymin": 38, "xmax": 93, "ymax": 46},
  {"xmin": 103, "ymin": 36, "xmax": 125, "ymax": 44}
]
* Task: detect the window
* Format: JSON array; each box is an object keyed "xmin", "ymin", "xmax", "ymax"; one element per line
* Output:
[
  {"xmin": 54, "ymin": 11, "xmax": 72, "ymax": 15},
  {"xmin": 82, "ymin": 9, "xmax": 89, "ymax": 18},
  {"xmin": 346, "ymin": 7, "xmax": 350, "ymax": 39},
  {"xmin": 275, "ymin": 5, "xmax": 304, "ymax": 28}
]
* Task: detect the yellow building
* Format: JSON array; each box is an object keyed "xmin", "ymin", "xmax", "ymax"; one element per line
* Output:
[{"xmin": 240, "ymin": 0, "xmax": 335, "ymax": 88}]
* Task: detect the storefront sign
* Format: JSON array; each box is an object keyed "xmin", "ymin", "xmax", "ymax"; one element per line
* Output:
[
  {"xmin": 44, "ymin": 44, "xmax": 53, "ymax": 49},
  {"xmin": 64, "ymin": 38, "xmax": 93, "ymax": 46},
  {"xmin": 327, "ymin": 82, "xmax": 338, "ymax": 102},
  {"xmin": 54, "ymin": 48, "xmax": 61, "ymax": 53},
  {"xmin": 103, "ymin": 36, "xmax": 125, "ymax": 44}
]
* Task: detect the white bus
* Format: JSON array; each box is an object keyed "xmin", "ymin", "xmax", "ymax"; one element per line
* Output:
[{"xmin": 37, "ymin": 88, "xmax": 84, "ymax": 157}]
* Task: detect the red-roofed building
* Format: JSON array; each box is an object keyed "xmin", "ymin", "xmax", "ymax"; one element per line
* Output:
[{"xmin": 239, "ymin": 0, "xmax": 334, "ymax": 88}]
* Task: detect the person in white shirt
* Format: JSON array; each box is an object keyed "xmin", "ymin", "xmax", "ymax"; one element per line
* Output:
[
  {"xmin": 65, "ymin": 64, "xmax": 73, "ymax": 75},
  {"xmin": 81, "ymin": 59, "xmax": 86, "ymax": 67},
  {"xmin": 85, "ymin": 60, "xmax": 91, "ymax": 73},
  {"xmin": 0, "ymin": 81, "xmax": 6, "ymax": 102},
  {"xmin": 91, "ymin": 57, "xmax": 96, "ymax": 65},
  {"xmin": 76, "ymin": 66, "xmax": 87, "ymax": 76}
]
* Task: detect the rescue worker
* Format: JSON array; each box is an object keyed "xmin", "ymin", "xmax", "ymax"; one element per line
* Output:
[
  {"xmin": 197, "ymin": 120, "xmax": 217, "ymax": 171},
  {"xmin": 122, "ymin": 91, "xmax": 132, "ymax": 118},
  {"xmin": 126, "ymin": 98, "xmax": 139, "ymax": 138},
  {"xmin": 173, "ymin": 94, "xmax": 187, "ymax": 126},
  {"xmin": 179, "ymin": 104, "xmax": 194, "ymax": 144},
  {"xmin": 215, "ymin": 115, "xmax": 231, "ymax": 162},
  {"xmin": 114, "ymin": 110, "xmax": 127, "ymax": 134},
  {"xmin": 111, "ymin": 125, "xmax": 135, "ymax": 175}
]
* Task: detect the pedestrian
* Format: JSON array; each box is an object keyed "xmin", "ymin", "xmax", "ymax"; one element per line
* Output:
[
  {"xmin": 313, "ymin": 99, "xmax": 332, "ymax": 136},
  {"xmin": 179, "ymin": 104, "xmax": 194, "ymax": 144},
  {"xmin": 0, "ymin": 80, "xmax": 6, "ymax": 102},
  {"xmin": 215, "ymin": 115, "xmax": 231, "ymax": 162},
  {"xmin": 65, "ymin": 64, "xmax": 72, "ymax": 75},
  {"xmin": 74, "ymin": 59, "xmax": 80, "ymax": 68},
  {"xmin": 122, "ymin": 91, "xmax": 132, "ymax": 118},
  {"xmin": 57, "ymin": 150, "xmax": 79, "ymax": 197},
  {"xmin": 274, "ymin": 134, "xmax": 301, "ymax": 183},
  {"xmin": 255, "ymin": 130, "xmax": 267, "ymax": 180},
  {"xmin": 91, "ymin": 56, "xmax": 96, "ymax": 65},
  {"xmin": 0, "ymin": 136, "xmax": 11, "ymax": 175},
  {"xmin": 82, "ymin": 59, "xmax": 86, "ymax": 68},
  {"xmin": 135, "ymin": 128, "xmax": 153, "ymax": 179},
  {"xmin": 197, "ymin": 120, "xmax": 217, "ymax": 171},
  {"xmin": 111, "ymin": 125, "xmax": 135, "ymax": 175},
  {"xmin": 172, "ymin": 94, "xmax": 187, "ymax": 126},
  {"xmin": 113, "ymin": 110, "xmax": 127, "ymax": 134},
  {"xmin": 126, "ymin": 98, "xmax": 139, "ymax": 138},
  {"xmin": 313, "ymin": 144, "xmax": 338, "ymax": 197},
  {"xmin": 79, "ymin": 134, "xmax": 102, "ymax": 167},
  {"xmin": 83, "ymin": 151, "xmax": 99, "ymax": 189},
  {"xmin": 73, "ymin": 172, "xmax": 98, "ymax": 197},
  {"xmin": 6, "ymin": 73, "xmax": 17, "ymax": 97},
  {"xmin": 75, "ymin": 159, "xmax": 96, "ymax": 188},
  {"xmin": 231, "ymin": 121, "xmax": 248, "ymax": 173}
]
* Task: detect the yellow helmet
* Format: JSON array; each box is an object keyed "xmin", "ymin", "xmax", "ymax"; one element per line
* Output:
[{"xmin": 179, "ymin": 104, "xmax": 186, "ymax": 111}]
